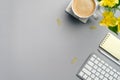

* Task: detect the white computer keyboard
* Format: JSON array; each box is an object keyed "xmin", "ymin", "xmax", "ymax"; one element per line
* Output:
[{"xmin": 77, "ymin": 54, "xmax": 120, "ymax": 80}]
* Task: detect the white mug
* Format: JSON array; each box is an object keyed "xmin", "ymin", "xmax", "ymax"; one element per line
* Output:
[{"xmin": 71, "ymin": 0, "xmax": 98, "ymax": 19}]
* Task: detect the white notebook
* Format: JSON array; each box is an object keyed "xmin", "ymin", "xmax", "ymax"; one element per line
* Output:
[{"xmin": 99, "ymin": 33, "xmax": 120, "ymax": 60}]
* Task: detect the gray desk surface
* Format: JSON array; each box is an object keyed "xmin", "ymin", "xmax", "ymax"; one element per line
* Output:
[{"xmin": 0, "ymin": 0, "xmax": 120, "ymax": 80}]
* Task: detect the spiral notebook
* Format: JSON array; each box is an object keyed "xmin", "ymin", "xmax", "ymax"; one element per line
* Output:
[{"xmin": 99, "ymin": 33, "xmax": 120, "ymax": 60}]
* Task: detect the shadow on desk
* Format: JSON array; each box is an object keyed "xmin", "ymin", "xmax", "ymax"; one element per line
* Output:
[{"xmin": 65, "ymin": 14, "xmax": 93, "ymax": 27}]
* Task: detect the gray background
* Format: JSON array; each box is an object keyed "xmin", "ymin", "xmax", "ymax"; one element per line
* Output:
[{"xmin": 0, "ymin": 0, "xmax": 120, "ymax": 80}]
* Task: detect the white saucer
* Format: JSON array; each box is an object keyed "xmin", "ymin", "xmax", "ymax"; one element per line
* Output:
[{"xmin": 65, "ymin": 1, "xmax": 89, "ymax": 23}]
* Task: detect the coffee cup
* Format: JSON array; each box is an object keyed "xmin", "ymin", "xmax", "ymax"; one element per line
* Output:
[{"xmin": 72, "ymin": 0, "xmax": 97, "ymax": 19}]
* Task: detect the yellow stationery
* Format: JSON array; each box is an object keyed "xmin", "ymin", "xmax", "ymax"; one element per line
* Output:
[{"xmin": 100, "ymin": 33, "xmax": 120, "ymax": 60}]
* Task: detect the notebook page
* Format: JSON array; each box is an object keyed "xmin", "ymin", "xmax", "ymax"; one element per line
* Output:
[{"xmin": 100, "ymin": 33, "xmax": 120, "ymax": 60}]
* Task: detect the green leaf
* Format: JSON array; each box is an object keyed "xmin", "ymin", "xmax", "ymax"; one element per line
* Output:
[
  {"xmin": 108, "ymin": 26, "xmax": 118, "ymax": 35},
  {"xmin": 97, "ymin": 0, "xmax": 101, "ymax": 2}
]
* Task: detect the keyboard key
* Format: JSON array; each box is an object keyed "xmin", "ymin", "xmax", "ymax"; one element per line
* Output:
[
  {"xmin": 79, "ymin": 71, "xmax": 84, "ymax": 77},
  {"xmin": 97, "ymin": 57, "xmax": 100, "ymax": 61},
  {"xmin": 97, "ymin": 67, "xmax": 102, "ymax": 72},
  {"xmin": 117, "ymin": 72, "xmax": 120, "ymax": 75},
  {"xmin": 98, "ymin": 62, "xmax": 102, "ymax": 67},
  {"xmin": 113, "ymin": 69, "xmax": 117, "ymax": 73},
  {"xmin": 105, "ymin": 63, "xmax": 108, "ymax": 67},
  {"xmin": 102, "ymin": 65, "xmax": 106, "ymax": 70},
  {"xmin": 106, "ymin": 68, "xmax": 110, "ymax": 72},
  {"xmin": 87, "ymin": 77, "xmax": 92, "ymax": 80},
  {"xmin": 109, "ymin": 66, "xmax": 112, "ymax": 70},
  {"xmin": 85, "ymin": 64, "xmax": 92, "ymax": 71},
  {"xmin": 91, "ymin": 74, "xmax": 95, "ymax": 78},
  {"xmin": 94, "ymin": 77, "xmax": 99, "ymax": 80},
  {"xmin": 96, "ymin": 72, "xmax": 100, "ymax": 76},
  {"xmin": 93, "ymin": 54, "xmax": 97, "ymax": 58},
  {"xmin": 99, "ymin": 74, "xmax": 104, "ymax": 79},
  {"xmin": 82, "ymin": 68, "xmax": 91, "ymax": 76},
  {"xmin": 105, "ymin": 73, "xmax": 109, "ymax": 77},
  {"xmin": 94, "ymin": 60, "xmax": 99, "ymax": 64},
  {"xmin": 101, "ymin": 70, "xmax": 105, "ymax": 75},
  {"xmin": 113, "ymin": 73, "xmax": 118, "ymax": 78},
  {"xmin": 110, "ymin": 71, "xmax": 114, "ymax": 75},
  {"xmin": 90, "ymin": 57, "xmax": 95, "ymax": 61},
  {"xmin": 93, "ymin": 65, "xmax": 98, "ymax": 69},
  {"xmin": 101, "ymin": 60, "xmax": 105, "ymax": 64},
  {"xmin": 117, "ymin": 76, "xmax": 120, "ymax": 79},
  {"xmin": 91, "ymin": 69, "xmax": 96, "ymax": 73},
  {"xmin": 113, "ymin": 78, "xmax": 116, "ymax": 80},
  {"xmin": 88, "ymin": 61, "xmax": 94, "ymax": 66},
  {"xmin": 108, "ymin": 76, "xmax": 113, "ymax": 80},
  {"xmin": 83, "ymin": 74, "xmax": 88, "ymax": 79},
  {"xmin": 103, "ymin": 77, "xmax": 108, "ymax": 80}
]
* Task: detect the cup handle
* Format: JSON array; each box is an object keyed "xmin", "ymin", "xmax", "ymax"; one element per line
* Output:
[{"xmin": 92, "ymin": 12, "xmax": 98, "ymax": 20}]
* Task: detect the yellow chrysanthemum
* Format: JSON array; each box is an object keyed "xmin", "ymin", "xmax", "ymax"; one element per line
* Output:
[
  {"xmin": 117, "ymin": 17, "xmax": 120, "ymax": 32},
  {"xmin": 103, "ymin": 11, "xmax": 114, "ymax": 17},
  {"xmin": 99, "ymin": 0, "xmax": 119, "ymax": 7},
  {"xmin": 100, "ymin": 11, "xmax": 117, "ymax": 27}
]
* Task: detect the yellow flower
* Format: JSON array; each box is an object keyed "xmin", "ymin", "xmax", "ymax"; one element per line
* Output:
[
  {"xmin": 103, "ymin": 11, "xmax": 114, "ymax": 17},
  {"xmin": 99, "ymin": 0, "xmax": 119, "ymax": 7},
  {"xmin": 117, "ymin": 17, "xmax": 120, "ymax": 32},
  {"xmin": 100, "ymin": 11, "xmax": 117, "ymax": 27}
]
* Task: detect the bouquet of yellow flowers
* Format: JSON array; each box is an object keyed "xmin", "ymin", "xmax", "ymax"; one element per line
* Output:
[{"xmin": 98, "ymin": 0, "xmax": 120, "ymax": 35}]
